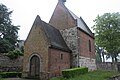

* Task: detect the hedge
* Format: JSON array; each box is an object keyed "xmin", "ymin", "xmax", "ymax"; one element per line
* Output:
[
  {"xmin": 0, "ymin": 72, "xmax": 22, "ymax": 78},
  {"xmin": 62, "ymin": 67, "xmax": 88, "ymax": 78}
]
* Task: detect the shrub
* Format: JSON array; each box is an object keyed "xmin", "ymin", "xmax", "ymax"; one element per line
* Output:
[
  {"xmin": 0, "ymin": 72, "xmax": 22, "ymax": 78},
  {"xmin": 6, "ymin": 49, "xmax": 23, "ymax": 59},
  {"xmin": 62, "ymin": 67, "xmax": 88, "ymax": 78}
]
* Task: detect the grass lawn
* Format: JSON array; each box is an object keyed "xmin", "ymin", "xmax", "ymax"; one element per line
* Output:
[
  {"xmin": 50, "ymin": 70, "xmax": 120, "ymax": 80},
  {"xmin": 0, "ymin": 78, "xmax": 3, "ymax": 80}
]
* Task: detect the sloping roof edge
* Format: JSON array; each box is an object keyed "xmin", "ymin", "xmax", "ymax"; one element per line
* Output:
[
  {"xmin": 25, "ymin": 15, "xmax": 71, "ymax": 53},
  {"xmin": 79, "ymin": 17, "xmax": 94, "ymax": 37},
  {"xmin": 49, "ymin": 0, "xmax": 75, "ymax": 24},
  {"xmin": 49, "ymin": 1, "xmax": 94, "ymax": 37},
  {"xmin": 68, "ymin": 10, "xmax": 94, "ymax": 36},
  {"xmin": 42, "ymin": 21, "xmax": 72, "ymax": 53},
  {"xmin": 25, "ymin": 15, "xmax": 42, "ymax": 44}
]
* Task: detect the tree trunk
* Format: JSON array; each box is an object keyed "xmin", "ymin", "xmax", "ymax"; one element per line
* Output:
[
  {"xmin": 99, "ymin": 53, "xmax": 102, "ymax": 62},
  {"xmin": 102, "ymin": 52, "xmax": 105, "ymax": 62},
  {"xmin": 115, "ymin": 57, "xmax": 117, "ymax": 62},
  {"xmin": 112, "ymin": 57, "xmax": 114, "ymax": 62},
  {"xmin": 114, "ymin": 54, "xmax": 118, "ymax": 62}
]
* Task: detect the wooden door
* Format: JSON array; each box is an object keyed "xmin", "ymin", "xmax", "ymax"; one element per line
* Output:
[{"xmin": 30, "ymin": 55, "xmax": 40, "ymax": 78}]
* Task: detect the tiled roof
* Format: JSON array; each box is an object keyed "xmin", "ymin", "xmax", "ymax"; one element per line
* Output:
[
  {"xmin": 26, "ymin": 15, "xmax": 71, "ymax": 53},
  {"xmin": 68, "ymin": 10, "xmax": 93, "ymax": 36},
  {"xmin": 41, "ymin": 18, "xmax": 71, "ymax": 53}
]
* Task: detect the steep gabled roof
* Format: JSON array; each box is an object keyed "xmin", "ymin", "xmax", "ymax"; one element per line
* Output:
[
  {"xmin": 41, "ymin": 20, "xmax": 71, "ymax": 52},
  {"xmin": 50, "ymin": 0, "xmax": 94, "ymax": 37},
  {"xmin": 26, "ymin": 15, "xmax": 71, "ymax": 53}
]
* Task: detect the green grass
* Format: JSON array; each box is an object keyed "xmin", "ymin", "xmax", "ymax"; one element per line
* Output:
[
  {"xmin": 0, "ymin": 77, "xmax": 4, "ymax": 80},
  {"xmin": 50, "ymin": 70, "xmax": 120, "ymax": 80}
]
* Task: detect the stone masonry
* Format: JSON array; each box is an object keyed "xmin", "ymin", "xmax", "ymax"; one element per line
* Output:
[
  {"xmin": 0, "ymin": 54, "xmax": 22, "ymax": 72},
  {"xmin": 60, "ymin": 27, "xmax": 79, "ymax": 67},
  {"xmin": 79, "ymin": 56, "xmax": 96, "ymax": 71},
  {"xmin": 60, "ymin": 27, "xmax": 96, "ymax": 70}
]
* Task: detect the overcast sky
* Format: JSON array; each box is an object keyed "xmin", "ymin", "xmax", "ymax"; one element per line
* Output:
[{"xmin": 0, "ymin": 0, "xmax": 120, "ymax": 40}]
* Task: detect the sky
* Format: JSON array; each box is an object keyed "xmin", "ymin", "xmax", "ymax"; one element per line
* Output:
[{"xmin": 0, "ymin": 0, "xmax": 120, "ymax": 40}]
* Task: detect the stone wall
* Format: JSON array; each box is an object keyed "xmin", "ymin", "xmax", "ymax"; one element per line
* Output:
[
  {"xmin": 109, "ymin": 75, "xmax": 120, "ymax": 80},
  {"xmin": 22, "ymin": 18, "xmax": 49, "ymax": 79},
  {"xmin": 60, "ymin": 27, "xmax": 96, "ymax": 71},
  {"xmin": 96, "ymin": 62, "xmax": 120, "ymax": 72},
  {"xmin": 79, "ymin": 56, "xmax": 96, "ymax": 71},
  {"xmin": 0, "ymin": 54, "xmax": 23, "ymax": 72},
  {"xmin": 78, "ymin": 29, "xmax": 95, "ymax": 59},
  {"xmin": 49, "ymin": 48, "xmax": 70, "ymax": 77},
  {"xmin": 77, "ymin": 29, "xmax": 96, "ymax": 71},
  {"xmin": 60, "ymin": 27, "xmax": 79, "ymax": 67}
]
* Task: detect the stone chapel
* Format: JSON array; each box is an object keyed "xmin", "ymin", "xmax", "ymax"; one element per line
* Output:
[{"xmin": 22, "ymin": 0, "xmax": 96, "ymax": 79}]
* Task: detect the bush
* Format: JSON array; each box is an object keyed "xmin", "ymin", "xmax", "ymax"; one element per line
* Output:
[
  {"xmin": 0, "ymin": 72, "xmax": 22, "ymax": 78},
  {"xmin": 6, "ymin": 49, "xmax": 23, "ymax": 59},
  {"xmin": 62, "ymin": 67, "xmax": 88, "ymax": 78}
]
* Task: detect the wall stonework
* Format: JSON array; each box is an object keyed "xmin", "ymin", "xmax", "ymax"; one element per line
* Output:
[
  {"xmin": 78, "ymin": 29, "xmax": 95, "ymax": 59},
  {"xmin": 49, "ymin": 48, "xmax": 70, "ymax": 77},
  {"xmin": 109, "ymin": 75, "xmax": 120, "ymax": 80},
  {"xmin": 0, "ymin": 54, "xmax": 23, "ymax": 72},
  {"xmin": 79, "ymin": 56, "xmax": 96, "ymax": 71},
  {"xmin": 22, "ymin": 21, "xmax": 49, "ymax": 79},
  {"xmin": 60, "ymin": 27, "xmax": 79, "ymax": 67},
  {"xmin": 78, "ymin": 29, "xmax": 96, "ymax": 70},
  {"xmin": 60, "ymin": 27, "xmax": 96, "ymax": 70},
  {"xmin": 96, "ymin": 62, "xmax": 120, "ymax": 72}
]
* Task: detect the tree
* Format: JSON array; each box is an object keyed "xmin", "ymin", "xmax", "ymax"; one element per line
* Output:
[
  {"xmin": 93, "ymin": 12, "xmax": 120, "ymax": 62},
  {"xmin": 0, "ymin": 4, "xmax": 19, "ymax": 53}
]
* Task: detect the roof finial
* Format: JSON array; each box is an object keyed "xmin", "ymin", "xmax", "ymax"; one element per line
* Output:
[{"xmin": 59, "ymin": 0, "xmax": 66, "ymax": 3}]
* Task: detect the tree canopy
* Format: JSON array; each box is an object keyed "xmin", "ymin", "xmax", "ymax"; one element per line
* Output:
[
  {"xmin": 0, "ymin": 4, "xmax": 19, "ymax": 53},
  {"xmin": 93, "ymin": 12, "xmax": 120, "ymax": 62}
]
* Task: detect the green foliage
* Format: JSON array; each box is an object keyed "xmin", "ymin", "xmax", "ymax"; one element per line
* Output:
[
  {"xmin": 51, "ymin": 70, "xmax": 120, "ymax": 80},
  {"xmin": 92, "ymin": 12, "xmax": 120, "ymax": 62},
  {"xmin": 62, "ymin": 67, "xmax": 88, "ymax": 78},
  {"xmin": 0, "ymin": 39, "xmax": 13, "ymax": 53},
  {"xmin": 0, "ymin": 4, "xmax": 20, "ymax": 53},
  {"xmin": 6, "ymin": 49, "xmax": 23, "ymax": 59},
  {"xmin": 0, "ymin": 77, "xmax": 3, "ymax": 80},
  {"xmin": 0, "ymin": 72, "xmax": 21, "ymax": 78}
]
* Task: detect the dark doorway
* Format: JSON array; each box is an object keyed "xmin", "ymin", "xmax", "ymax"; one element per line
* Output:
[{"xmin": 30, "ymin": 55, "xmax": 40, "ymax": 78}]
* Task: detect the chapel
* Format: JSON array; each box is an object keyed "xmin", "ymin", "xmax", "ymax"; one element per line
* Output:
[{"xmin": 22, "ymin": 0, "xmax": 96, "ymax": 79}]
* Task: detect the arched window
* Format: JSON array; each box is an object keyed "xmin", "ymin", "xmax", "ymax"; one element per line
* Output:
[{"xmin": 89, "ymin": 40, "xmax": 91, "ymax": 52}]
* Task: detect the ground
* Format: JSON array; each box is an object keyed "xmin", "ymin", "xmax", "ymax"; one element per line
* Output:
[{"xmin": 3, "ymin": 78, "xmax": 35, "ymax": 80}]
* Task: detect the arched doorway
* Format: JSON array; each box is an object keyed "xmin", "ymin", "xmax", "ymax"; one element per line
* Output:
[{"xmin": 30, "ymin": 55, "xmax": 40, "ymax": 78}]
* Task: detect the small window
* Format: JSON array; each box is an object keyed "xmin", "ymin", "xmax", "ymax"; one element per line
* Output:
[
  {"xmin": 89, "ymin": 40, "xmax": 91, "ymax": 52},
  {"xmin": 61, "ymin": 54, "xmax": 63, "ymax": 60}
]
